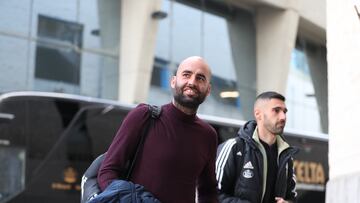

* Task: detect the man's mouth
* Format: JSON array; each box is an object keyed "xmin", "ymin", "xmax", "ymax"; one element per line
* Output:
[
  {"xmin": 277, "ymin": 122, "xmax": 285, "ymax": 128},
  {"xmin": 184, "ymin": 87, "xmax": 198, "ymax": 96}
]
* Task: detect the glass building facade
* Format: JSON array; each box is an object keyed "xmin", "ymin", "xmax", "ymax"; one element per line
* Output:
[
  {"xmin": 0, "ymin": 0, "xmax": 325, "ymax": 132},
  {"xmin": 0, "ymin": 0, "xmax": 119, "ymax": 99},
  {"xmin": 148, "ymin": 0, "xmax": 246, "ymax": 120}
]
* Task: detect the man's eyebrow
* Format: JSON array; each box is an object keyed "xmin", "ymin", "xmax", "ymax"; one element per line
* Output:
[
  {"xmin": 181, "ymin": 70, "xmax": 192, "ymax": 74},
  {"xmin": 273, "ymin": 106, "xmax": 288, "ymax": 113},
  {"xmin": 197, "ymin": 73, "xmax": 207, "ymax": 78}
]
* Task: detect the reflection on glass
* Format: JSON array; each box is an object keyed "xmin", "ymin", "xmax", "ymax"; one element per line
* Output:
[
  {"xmin": 35, "ymin": 15, "xmax": 83, "ymax": 85},
  {"xmin": 152, "ymin": 0, "xmax": 242, "ymax": 119},
  {"xmin": 0, "ymin": 147, "xmax": 25, "ymax": 203},
  {"xmin": 0, "ymin": 1, "xmax": 120, "ymax": 99},
  {"xmin": 286, "ymin": 47, "xmax": 321, "ymax": 132}
]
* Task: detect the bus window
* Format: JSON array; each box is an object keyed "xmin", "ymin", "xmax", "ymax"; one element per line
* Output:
[
  {"xmin": 0, "ymin": 99, "xmax": 27, "ymax": 147},
  {"xmin": 26, "ymin": 98, "xmax": 66, "ymax": 160},
  {"xmin": 64, "ymin": 106, "xmax": 128, "ymax": 161},
  {"xmin": 84, "ymin": 106, "xmax": 127, "ymax": 156},
  {"xmin": 0, "ymin": 99, "xmax": 27, "ymax": 203},
  {"xmin": 213, "ymin": 124, "xmax": 239, "ymax": 144},
  {"xmin": 0, "ymin": 113, "xmax": 14, "ymax": 124},
  {"xmin": 0, "ymin": 147, "xmax": 25, "ymax": 203}
]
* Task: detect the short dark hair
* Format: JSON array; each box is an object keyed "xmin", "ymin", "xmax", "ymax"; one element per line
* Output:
[{"xmin": 255, "ymin": 91, "xmax": 285, "ymax": 102}]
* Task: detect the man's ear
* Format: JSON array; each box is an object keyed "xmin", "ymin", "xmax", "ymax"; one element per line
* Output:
[
  {"xmin": 206, "ymin": 84, "xmax": 211, "ymax": 96},
  {"xmin": 170, "ymin": 76, "xmax": 176, "ymax": 88},
  {"xmin": 254, "ymin": 109, "xmax": 261, "ymax": 121}
]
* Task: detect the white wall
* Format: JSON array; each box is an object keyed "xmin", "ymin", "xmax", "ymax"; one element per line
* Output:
[
  {"xmin": 327, "ymin": 0, "xmax": 360, "ymax": 179},
  {"xmin": 326, "ymin": 0, "xmax": 360, "ymax": 200}
]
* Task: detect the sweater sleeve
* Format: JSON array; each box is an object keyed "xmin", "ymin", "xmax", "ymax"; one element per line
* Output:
[
  {"xmin": 97, "ymin": 104, "xmax": 149, "ymax": 191},
  {"xmin": 216, "ymin": 139, "xmax": 251, "ymax": 203},
  {"xmin": 197, "ymin": 128, "xmax": 218, "ymax": 203},
  {"xmin": 285, "ymin": 157, "xmax": 297, "ymax": 202}
]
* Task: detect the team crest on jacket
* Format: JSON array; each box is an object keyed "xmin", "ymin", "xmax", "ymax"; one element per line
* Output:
[{"xmin": 242, "ymin": 169, "xmax": 254, "ymax": 179}]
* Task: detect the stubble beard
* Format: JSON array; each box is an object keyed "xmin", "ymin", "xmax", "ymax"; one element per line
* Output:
[
  {"xmin": 264, "ymin": 115, "xmax": 285, "ymax": 135},
  {"xmin": 173, "ymin": 84, "xmax": 207, "ymax": 110}
]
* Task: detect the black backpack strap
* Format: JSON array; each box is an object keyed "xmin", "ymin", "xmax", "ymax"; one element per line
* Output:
[
  {"xmin": 149, "ymin": 105, "xmax": 161, "ymax": 119},
  {"xmin": 125, "ymin": 104, "xmax": 161, "ymax": 180}
]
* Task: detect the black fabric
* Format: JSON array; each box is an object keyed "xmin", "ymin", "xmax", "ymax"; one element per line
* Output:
[
  {"xmin": 216, "ymin": 120, "xmax": 299, "ymax": 203},
  {"xmin": 125, "ymin": 105, "xmax": 161, "ymax": 180},
  {"xmin": 260, "ymin": 139, "xmax": 278, "ymax": 203}
]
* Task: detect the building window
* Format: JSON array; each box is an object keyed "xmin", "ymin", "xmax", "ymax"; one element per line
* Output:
[
  {"xmin": 151, "ymin": 0, "xmax": 254, "ymax": 119},
  {"xmin": 35, "ymin": 15, "xmax": 83, "ymax": 85},
  {"xmin": 151, "ymin": 57, "xmax": 172, "ymax": 90},
  {"xmin": 211, "ymin": 76, "xmax": 239, "ymax": 107}
]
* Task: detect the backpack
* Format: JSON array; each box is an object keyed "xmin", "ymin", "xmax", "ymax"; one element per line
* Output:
[{"xmin": 80, "ymin": 104, "xmax": 162, "ymax": 203}]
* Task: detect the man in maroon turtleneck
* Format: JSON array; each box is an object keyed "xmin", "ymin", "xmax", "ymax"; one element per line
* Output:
[{"xmin": 97, "ymin": 56, "xmax": 218, "ymax": 203}]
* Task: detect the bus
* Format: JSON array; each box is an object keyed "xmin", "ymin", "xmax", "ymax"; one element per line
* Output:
[{"xmin": 0, "ymin": 91, "xmax": 328, "ymax": 203}]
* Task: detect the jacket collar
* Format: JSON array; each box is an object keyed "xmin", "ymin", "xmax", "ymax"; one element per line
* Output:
[
  {"xmin": 239, "ymin": 120, "xmax": 290, "ymax": 153},
  {"xmin": 238, "ymin": 120, "xmax": 258, "ymax": 149}
]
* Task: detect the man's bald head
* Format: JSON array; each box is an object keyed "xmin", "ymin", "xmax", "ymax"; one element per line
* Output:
[
  {"xmin": 171, "ymin": 56, "xmax": 212, "ymax": 114},
  {"xmin": 176, "ymin": 56, "xmax": 212, "ymax": 82}
]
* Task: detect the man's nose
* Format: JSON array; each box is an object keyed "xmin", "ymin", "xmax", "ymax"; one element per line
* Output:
[
  {"xmin": 187, "ymin": 76, "xmax": 196, "ymax": 85},
  {"xmin": 279, "ymin": 111, "xmax": 286, "ymax": 121}
]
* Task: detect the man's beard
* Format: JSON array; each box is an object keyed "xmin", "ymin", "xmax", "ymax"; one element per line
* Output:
[
  {"xmin": 264, "ymin": 115, "xmax": 285, "ymax": 135},
  {"xmin": 173, "ymin": 85, "xmax": 207, "ymax": 109}
]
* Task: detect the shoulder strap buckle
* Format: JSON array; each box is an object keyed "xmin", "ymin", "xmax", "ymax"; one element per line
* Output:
[{"xmin": 148, "ymin": 105, "xmax": 161, "ymax": 118}]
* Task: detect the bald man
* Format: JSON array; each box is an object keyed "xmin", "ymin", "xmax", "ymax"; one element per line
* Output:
[
  {"xmin": 98, "ymin": 56, "xmax": 218, "ymax": 203},
  {"xmin": 216, "ymin": 91, "xmax": 298, "ymax": 203}
]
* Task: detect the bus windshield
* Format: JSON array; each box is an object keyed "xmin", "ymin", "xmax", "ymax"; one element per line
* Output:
[{"xmin": 0, "ymin": 115, "xmax": 25, "ymax": 203}]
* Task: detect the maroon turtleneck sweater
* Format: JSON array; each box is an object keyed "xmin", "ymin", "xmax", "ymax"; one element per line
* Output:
[{"xmin": 97, "ymin": 103, "xmax": 218, "ymax": 203}]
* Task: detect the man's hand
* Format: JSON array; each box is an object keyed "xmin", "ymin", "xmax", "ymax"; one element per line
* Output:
[{"xmin": 275, "ymin": 197, "xmax": 290, "ymax": 203}]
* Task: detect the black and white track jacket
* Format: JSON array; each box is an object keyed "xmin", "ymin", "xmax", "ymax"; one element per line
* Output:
[{"xmin": 216, "ymin": 120, "xmax": 298, "ymax": 203}]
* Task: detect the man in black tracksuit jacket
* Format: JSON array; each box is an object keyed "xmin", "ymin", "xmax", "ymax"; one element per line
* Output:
[{"xmin": 216, "ymin": 91, "xmax": 298, "ymax": 203}]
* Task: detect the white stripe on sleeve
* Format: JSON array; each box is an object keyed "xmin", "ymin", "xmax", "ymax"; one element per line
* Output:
[{"xmin": 215, "ymin": 138, "xmax": 236, "ymax": 189}]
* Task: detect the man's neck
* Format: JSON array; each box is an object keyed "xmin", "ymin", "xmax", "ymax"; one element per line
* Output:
[
  {"xmin": 257, "ymin": 128, "xmax": 277, "ymax": 146},
  {"xmin": 172, "ymin": 100, "xmax": 197, "ymax": 115}
]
